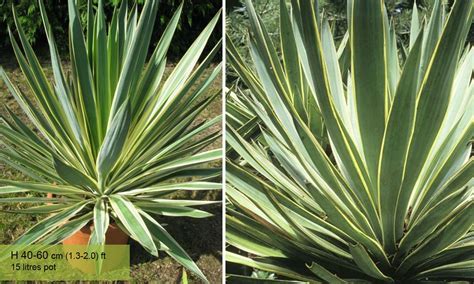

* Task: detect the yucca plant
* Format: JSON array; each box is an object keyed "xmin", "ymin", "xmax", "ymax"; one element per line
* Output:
[
  {"xmin": 226, "ymin": 0, "xmax": 473, "ymax": 282},
  {"xmin": 226, "ymin": 28, "xmax": 331, "ymax": 159},
  {"xmin": 0, "ymin": 0, "xmax": 221, "ymax": 281}
]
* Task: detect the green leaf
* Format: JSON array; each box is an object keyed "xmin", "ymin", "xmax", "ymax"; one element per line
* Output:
[
  {"xmin": 109, "ymin": 0, "xmax": 159, "ymax": 116},
  {"xmin": 397, "ymin": 201, "xmax": 473, "ymax": 275},
  {"xmin": 292, "ymin": 0, "xmax": 379, "ymax": 238},
  {"xmin": 226, "ymin": 252, "xmax": 320, "ymax": 283},
  {"xmin": 350, "ymin": 0, "xmax": 388, "ymax": 188},
  {"xmin": 89, "ymin": 199, "xmax": 109, "ymax": 245},
  {"xmin": 94, "ymin": 0, "xmax": 110, "ymax": 139},
  {"xmin": 414, "ymin": 260, "xmax": 474, "ymax": 279},
  {"xmin": 146, "ymin": 10, "xmax": 221, "ymax": 120},
  {"xmin": 307, "ymin": 262, "xmax": 347, "ymax": 284},
  {"xmin": 409, "ymin": 1, "xmax": 420, "ymax": 50},
  {"xmin": 13, "ymin": 202, "xmax": 88, "ymax": 245},
  {"xmin": 123, "ymin": 181, "xmax": 221, "ymax": 196},
  {"xmin": 53, "ymin": 157, "xmax": 97, "ymax": 191},
  {"xmin": 39, "ymin": 213, "xmax": 93, "ymax": 244},
  {"xmin": 109, "ymin": 195, "xmax": 157, "ymax": 255},
  {"xmin": 2, "ymin": 204, "xmax": 70, "ymax": 214},
  {"xmin": 181, "ymin": 268, "xmax": 188, "ymax": 284},
  {"xmin": 0, "ymin": 179, "xmax": 89, "ymax": 196},
  {"xmin": 418, "ymin": 0, "xmax": 443, "ymax": 86},
  {"xmin": 132, "ymin": 2, "xmax": 183, "ymax": 114},
  {"xmin": 68, "ymin": 0, "xmax": 99, "ymax": 150},
  {"xmin": 140, "ymin": 210, "xmax": 209, "ymax": 284},
  {"xmin": 349, "ymin": 244, "xmax": 393, "ymax": 282},
  {"xmin": 89, "ymin": 197, "xmax": 108, "ymax": 274},
  {"xmin": 377, "ymin": 26, "xmax": 424, "ymax": 252},
  {"xmin": 398, "ymin": 187, "xmax": 469, "ymax": 257},
  {"xmin": 226, "ymin": 217, "xmax": 286, "ymax": 258},
  {"xmin": 96, "ymin": 99, "xmax": 131, "ymax": 186},
  {"xmin": 135, "ymin": 200, "xmax": 219, "ymax": 207},
  {"xmin": 395, "ymin": 0, "xmax": 473, "ymax": 240},
  {"xmin": 39, "ymin": 0, "xmax": 83, "ymax": 149},
  {"xmin": 138, "ymin": 204, "xmax": 213, "ymax": 218}
]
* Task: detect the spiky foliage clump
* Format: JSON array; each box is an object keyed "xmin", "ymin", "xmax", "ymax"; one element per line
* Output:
[
  {"xmin": 0, "ymin": 0, "xmax": 221, "ymax": 281},
  {"xmin": 226, "ymin": 0, "xmax": 473, "ymax": 282}
]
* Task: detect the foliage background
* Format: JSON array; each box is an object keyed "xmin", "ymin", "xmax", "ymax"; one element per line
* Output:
[{"xmin": 0, "ymin": 0, "xmax": 222, "ymax": 60}]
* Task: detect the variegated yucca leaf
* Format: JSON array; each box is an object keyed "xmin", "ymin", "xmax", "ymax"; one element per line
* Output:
[
  {"xmin": 226, "ymin": 0, "xmax": 473, "ymax": 282},
  {"xmin": 0, "ymin": 0, "xmax": 221, "ymax": 282}
]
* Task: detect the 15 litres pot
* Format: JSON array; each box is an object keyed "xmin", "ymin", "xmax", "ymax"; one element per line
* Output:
[
  {"xmin": 46, "ymin": 193, "xmax": 130, "ymax": 275},
  {"xmin": 46, "ymin": 193, "xmax": 129, "ymax": 245},
  {"xmin": 47, "ymin": 193, "xmax": 129, "ymax": 274},
  {"xmin": 62, "ymin": 223, "xmax": 129, "ymax": 245}
]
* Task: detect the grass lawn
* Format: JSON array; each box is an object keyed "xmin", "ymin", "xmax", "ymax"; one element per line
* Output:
[{"xmin": 0, "ymin": 52, "xmax": 222, "ymax": 283}]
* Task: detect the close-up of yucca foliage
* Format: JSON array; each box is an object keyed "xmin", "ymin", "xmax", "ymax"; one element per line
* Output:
[
  {"xmin": 0, "ymin": 0, "xmax": 221, "ymax": 282},
  {"xmin": 226, "ymin": 0, "xmax": 472, "ymax": 282}
]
